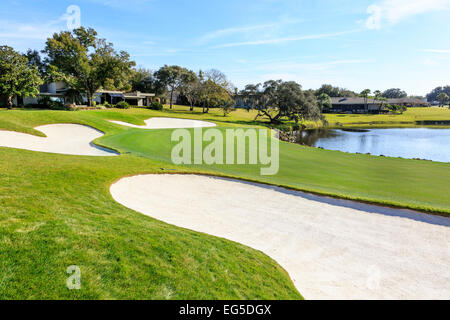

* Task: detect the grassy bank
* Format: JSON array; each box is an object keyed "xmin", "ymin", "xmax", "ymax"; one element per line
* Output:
[
  {"xmin": 0, "ymin": 133, "xmax": 301, "ymax": 300},
  {"xmin": 325, "ymin": 107, "xmax": 450, "ymax": 128}
]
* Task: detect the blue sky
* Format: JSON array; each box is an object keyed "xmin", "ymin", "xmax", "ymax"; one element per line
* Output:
[{"xmin": 1, "ymin": 0, "xmax": 449, "ymax": 95}]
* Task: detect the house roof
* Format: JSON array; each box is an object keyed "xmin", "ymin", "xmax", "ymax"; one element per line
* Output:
[
  {"xmin": 97, "ymin": 90, "xmax": 123, "ymax": 94},
  {"xmin": 388, "ymin": 98, "xmax": 428, "ymax": 105},
  {"xmin": 330, "ymin": 97, "xmax": 380, "ymax": 105},
  {"xmin": 123, "ymin": 91, "xmax": 155, "ymax": 99},
  {"xmin": 330, "ymin": 97, "xmax": 427, "ymax": 105}
]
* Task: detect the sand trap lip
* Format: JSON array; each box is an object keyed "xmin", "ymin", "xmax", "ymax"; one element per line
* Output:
[
  {"xmin": 109, "ymin": 117, "xmax": 216, "ymax": 129},
  {"xmin": 0, "ymin": 124, "xmax": 118, "ymax": 156},
  {"xmin": 110, "ymin": 174, "xmax": 450, "ymax": 300}
]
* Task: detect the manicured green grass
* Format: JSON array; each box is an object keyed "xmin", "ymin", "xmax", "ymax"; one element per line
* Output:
[
  {"xmin": 1, "ymin": 107, "xmax": 449, "ymax": 214},
  {"xmin": 102, "ymin": 126, "xmax": 450, "ymax": 214},
  {"xmin": 0, "ymin": 106, "xmax": 449, "ymax": 299},
  {"xmin": 0, "ymin": 145, "xmax": 301, "ymax": 300},
  {"xmin": 324, "ymin": 107, "xmax": 450, "ymax": 128},
  {"xmin": 151, "ymin": 105, "xmax": 450, "ymax": 128},
  {"xmin": 156, "ymin": 105, "xmax": 450, "ymax": 128}
]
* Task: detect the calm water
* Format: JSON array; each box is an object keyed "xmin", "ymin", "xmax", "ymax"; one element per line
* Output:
[{"xmin": 297, "ymin": 128, "xmax": 450, "ymax": 162}]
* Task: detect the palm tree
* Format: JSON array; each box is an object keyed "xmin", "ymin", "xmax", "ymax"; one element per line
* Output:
[
  {"xmin": 437, "ymin": 92, "xmax": 449, "ymax": 107},
  {"xmin": 359, "ymin": 89, "xmax": 371, "ymax": 113},
  {"xmin": 373, "ymin": 90, "xmax": 382, "ymax": 113}
]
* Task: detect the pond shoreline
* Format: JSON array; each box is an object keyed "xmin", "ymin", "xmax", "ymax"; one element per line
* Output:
[{"xmin": 280, "ymin": 127, "xmax": 450, "ymax": 163}]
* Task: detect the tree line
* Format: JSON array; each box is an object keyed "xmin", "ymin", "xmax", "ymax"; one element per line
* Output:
[{"xmin": 1, "ymin": 26, "xmax": 449, "ymax": 125}]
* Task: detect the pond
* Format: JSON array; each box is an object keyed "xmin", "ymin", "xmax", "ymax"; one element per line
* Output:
[{"xmin": 295, "ymin": 128, "xmax": 450, "ymax": 162}]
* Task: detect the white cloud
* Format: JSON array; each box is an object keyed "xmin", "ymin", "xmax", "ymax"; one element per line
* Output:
[
  {"xmin": 423, "ymin": 49, "xmax": 450, "ymax": 53},
  {"xmin": 197, "ymin": 23, "xmax": 276, "ymax": 45},
  {"xmin": 424, "ymin": 58, "xmax": 439, "ymax": 66},
  {"xmin": 196, "ymin": 18, "xmax": 302, "ymax": 45},
  {"xmin": 365, "ymin": 0, "xmax": 449, "ymax": 29},
  {"xmin": 0, "ymin": 7, "xmax": 79, "ymax": 42},
  {"xmin": 0, "ymin": 21, "xmax": 62, "ymax": 40},
  {"xmin": 212, "ymin": 30, "xmax": 360, "ymax": 48}
]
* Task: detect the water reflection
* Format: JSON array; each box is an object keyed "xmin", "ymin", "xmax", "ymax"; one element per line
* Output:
[{"xmin": 295, "ymin": 128, "xmax": 450, "ymax": 162}]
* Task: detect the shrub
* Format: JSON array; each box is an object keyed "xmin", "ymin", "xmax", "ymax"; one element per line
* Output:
[
  {"xmin": 115, "ymin": 101, "xmax": 130, "ymax": 109},
  {"xmin": 387, "ymin": 104, "xmax": 407, "ymax": 114},
  {"xmin": 277, "ymin": 124, "xmax": 294, "ymax": 132},
  {"xmin": 148, "ymin": 101, "xmax": 163, "ymax": 111},
  {"xmin": 103, "ymin": 102, "xmax": 111, "ymax": 108}
]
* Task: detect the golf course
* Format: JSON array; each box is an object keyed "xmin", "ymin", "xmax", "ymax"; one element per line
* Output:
[{"xmin": 0, "ymin": 106, "xmax": 449, "ymax": 299}]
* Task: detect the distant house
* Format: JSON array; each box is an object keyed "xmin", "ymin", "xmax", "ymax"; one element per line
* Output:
[
  {"xmin": 10, "ymin": 81, "xmax": 68, "ymax": 106},
  {"xmin": 328, "ymin": 97, "xmax": 429, "ymax": 114},
  {"xmin": 96, "ymin": 90, "xmax": 126, "ymax": 105},
  {"xmin": 123, "ymin": 91, "xmax": 155, "ymax": 107},
  {"xmin": 387, "ymin": 98, "xmax": 430, "ymax": 107},
  {"xmin": 10, "ymin": 82, "xmax": 155, "ymax": 107}
]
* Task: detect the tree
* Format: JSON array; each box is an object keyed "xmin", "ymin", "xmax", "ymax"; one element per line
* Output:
[
  {"xmin": 154, "ymin": 65, "xmax": 188, "ymax": 109},
  {"xmin": 359, "ymin": 89, "xmax": 371, "ymax": 113},
  {"xmin": 316, "ymin": 84, "xmax": 357, "ymax": 97},
  {"xmin": 436, "ymin": 92, "xmax": 449, "ymax": 107},
  {"xmin": 382, "ymin": 88, "xmax": 407, "ymax": 99},
  {"xmin": 43, "ymin": 27, "xmax": 135, "ymax": 106},
  {"xmin": 179, "ymin": 70, "xmax": 199, "ymax": 111},
  {"xmin": 253, "ymin": 80, "xmax": 323, "ymax": 124},
  {"xmin": 426, "ymin": 86, "xmax": 450, "ymax": 102},
  {"xmin": 0, "ymin": 46, "xmax": 42, "ymax": 108},
  {"xmin": 386, "ymin": 104, "xmax": 407, "ymax": 114},
  {"xmin": 373, "ymin": 90, "xmax": 385, "ymax": 113},
  {"xmin": 130, "ymin": 67, "xmax": 165, "ymax": 96},
  {"xmin": 25, "ymin": 49, "xmax": 66, "ymax": 84},
  {"xmin": 221, "ymin": 96, "xmax": 234, "ymax": 116},
  {"xmin": 197, "ymin": 69, "xmax": 234, "ymax": 113},
  {"xmin": 239, "ymin": 83, "xmax": 262, "ymax": 111},
  {"xmin": 317, "ymin": 93, "xmax": 332, "ymax": 112}
]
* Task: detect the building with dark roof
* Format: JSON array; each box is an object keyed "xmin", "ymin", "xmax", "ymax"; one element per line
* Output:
[{"xmin": 328, "ymin": 97, "xmax": 428, "ymax": 114}]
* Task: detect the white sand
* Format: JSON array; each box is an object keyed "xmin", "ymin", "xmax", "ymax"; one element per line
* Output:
[
  {"xmin": 109, "ymin": 117, "xmax": 216, "ymax": 129},
  {"xmin": 0, "ymin": 124, "xmax": 118, "ymax": 156},
  {"xmin": 110, "ymin": 174, "xmax": 450, "ymax": 300}
]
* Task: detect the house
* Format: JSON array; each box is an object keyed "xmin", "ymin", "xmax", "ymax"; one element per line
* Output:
[
  {"xmin": 328, "ymin": 97, "xmax": 428, "ymax": 114},
  {"xmin": 96, "ymin": 90, "xmax": 126, "ymax": 105},
  {"xmin": 123, "ymin": 91, "xmax": 155, "ymax": 107},
  {"xmin": 9, "ymin": 81, "xmax": 68, "ymax": 106},
  {"xmin": 387, "ymin": 98, "xmax": 430, "ymax": 107},
  {"xmin": 329, "ymin": 97, "xmax": 384, "ymax": 114},
  {"xmin": 9, "ymin": 82, "xmax": 155, "ymax": 107}
]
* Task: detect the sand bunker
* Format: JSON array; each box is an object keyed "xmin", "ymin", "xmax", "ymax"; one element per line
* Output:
[
  {"xmin": 110, "ymin": 174, "xmax": 450, "ymax": 300},
  {"xmin": 0, "ymin": 124, "xmax": 118, "ymax": 156},
  {"xmin": 109, "ymin": 117, "xmax": 216, "ymax": 129}
]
